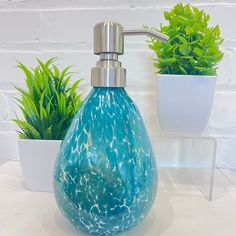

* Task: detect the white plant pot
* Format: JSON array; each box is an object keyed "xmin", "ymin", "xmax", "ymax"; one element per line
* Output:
[
  {"xmin": 18, "ymin": 139, "xmax": 62, "ymax": 192},
  {"xmin": 156, "ymin": 74, "xmax": 216, "ymax": 133}
]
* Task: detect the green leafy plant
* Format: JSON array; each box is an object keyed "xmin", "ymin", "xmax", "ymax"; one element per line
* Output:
[
  {"xmin": 147, "ymin": 3, "xmax": 224, "ymax": 75},
  {"xmin": 13, "ymin": 58, "xmax": 82, "ymax": 140}
]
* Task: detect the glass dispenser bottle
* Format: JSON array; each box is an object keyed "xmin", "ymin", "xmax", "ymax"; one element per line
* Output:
[{"xmin": 54, "ymin": 21, "xmax": 168, "ymax": 235}]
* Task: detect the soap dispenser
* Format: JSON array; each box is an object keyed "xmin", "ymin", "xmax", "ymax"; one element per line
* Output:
[{"xmin": 54, "ymin": 21, "xmax": 168, "ymax": 235}]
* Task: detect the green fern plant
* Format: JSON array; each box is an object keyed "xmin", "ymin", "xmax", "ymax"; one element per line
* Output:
[
  {"xmin": 147, "ymin": 3, "xmax": 224, "ymax": 75},
  {"xmin": 13, "ymin": 58, "xmax": 82, "ymax": 140}
]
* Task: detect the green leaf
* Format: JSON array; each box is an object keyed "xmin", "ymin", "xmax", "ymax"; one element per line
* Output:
[
  {"xmin": 60, "ymin": 66, "xmax": 74, "ymax": 79},
  {"xmin": 178, "ymin": 65, "xmax": 188, "ymax": 74},
  {"xmin": 13, "ymin": 119, "xmax": 41, "ymax": 139},
  {"xmin": 185, "ymin": 25, "xmax": 194, "ymax": 34},
  {"xmin": 164, "ymin": 11, "xmax": 171, "ymax": 20},
  {"xmin": 46, "ymin": 126, "xmax": 52, "ymax": 140},
  {"xmin": 179, "ymin": 43, "xmax": 191, "ymax": 55},
  {"xmin": 159, "ymin": 57, "xmax": 176, "ymax": 64},
  {"xmin": 69, "ymin": 79, "xmax": 82, "ymax": 97},
  {"xmin": 36, "ymin": 58, "xmax": 53, "ymax": 77},
  {"xmin": 14, "ymin": 86, "xmax": 30, "ymax": 97},
  {"xmin": 17, "ymin": 62, "xmax": 34, "ymax": 90},
  {"xmin": 45, "ymin": 57, "xmax": 58, "ymax": 67},
  {"xmin": 194, "ymin": 47, "xmax": 203, "ymax": 57}
]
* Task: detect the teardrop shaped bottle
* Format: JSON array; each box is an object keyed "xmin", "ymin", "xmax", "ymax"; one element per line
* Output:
[
  {"xmin": 53, "ymin": 21, "xmax": 169, "ymax": 236},
  {"xmin": 54, "ymin": 88, "xmax": 157, "ymax": 235}
]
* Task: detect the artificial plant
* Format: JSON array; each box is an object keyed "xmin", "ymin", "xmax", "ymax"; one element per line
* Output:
[
  {"xmin": 147, "ymin": 3, "xmax": 224, "ymax": 75},
  {"xmin": 13, "ymin": 58, "xmax": 82, "ymax": 140}
]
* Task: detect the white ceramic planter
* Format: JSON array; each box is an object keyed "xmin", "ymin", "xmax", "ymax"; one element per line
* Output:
[
  {"xmin": 18, "ymin": 139, "xmax": 62, "ymax": 192},
  {"xmin": 156, "ymin": 74, "xmax": 216, "ymax": 133}
]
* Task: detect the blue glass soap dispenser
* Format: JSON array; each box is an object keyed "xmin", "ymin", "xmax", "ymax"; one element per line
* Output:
[{"xmin": 54, "ymin": 22, "xmax": 168, "ymax": 235}]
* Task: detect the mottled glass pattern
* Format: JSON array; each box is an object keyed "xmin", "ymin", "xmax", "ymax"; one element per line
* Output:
[{"xmin": 54, "ymin": 88, "xmax": 157, "ymax": 235}]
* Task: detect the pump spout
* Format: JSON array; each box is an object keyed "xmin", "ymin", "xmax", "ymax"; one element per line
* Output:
[{"xmin": 123, "ymin": 29, "xmax": 169, "ymax": 42}]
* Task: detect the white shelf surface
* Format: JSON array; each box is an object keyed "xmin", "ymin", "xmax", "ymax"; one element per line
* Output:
[{"xmin": 0, "ymin": 161, "xmax": 236, "ymax": 236}]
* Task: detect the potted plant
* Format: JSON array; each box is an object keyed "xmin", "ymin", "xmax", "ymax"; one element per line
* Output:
[
  {"xmin": 147, "ymin": 3, "xmax": 224, "ymax": 133},
  {"xmin": 13, "ymin": 58, "xmax": 82, "ymax": 192}
]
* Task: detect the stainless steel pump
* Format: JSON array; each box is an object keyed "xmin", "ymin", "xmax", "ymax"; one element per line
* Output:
[{"xmin": 91, "ymin": 21, "xmax": 169, "ymax": 87}]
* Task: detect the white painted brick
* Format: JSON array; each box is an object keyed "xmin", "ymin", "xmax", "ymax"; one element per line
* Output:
[
  {"xmin": 201, "ymin": 5, "xmax": 236, "ymax": 40},
  {"xmin": 3, "ymin": 91, "xmax": 20, "ymax": 120},
  {"xmin": 0, "ymin": 121, "xmax": 17, "ymax": 132},
  {"xmin": 0, "ymin": 93, "xmax": 10, "ymax": 121},
  {"xmin": 39, "ymin": 5, "xmax": 236, "ymax": 44},
  {"xmin": 0, "ymin": 52, "xmax": 41, "ymax": 85},
  {"xmin": 216, "ymin": 48, "xmax": 236, "ymax": 87},
  {"xmin": 0, "ymin": 132, "xmax": 19, "ymax": 160},
  {"xmin": 217, "ymin": 138, "xmax": 236, "ymax": 169},
  {"xmin": 40, "ymin": 9, "xmax": 164, "ymax": 43},
  {"xmin": 0, "ymin": 0, "xmax": 134, "ymax": 9},
  {"xmin": 0, "ymin": 11, "xmax": 40, "ymax": 42},
  {"xmin": 0, "ymin": 0, "xmax": 216, "ymax": 9},
  {"xmin": 209, "ymin": 91, "xmax": 236, "ymax": 129}
]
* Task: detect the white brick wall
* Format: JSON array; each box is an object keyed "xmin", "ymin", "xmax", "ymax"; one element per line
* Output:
[{"xmin": 0, "ymin": 0, "xmax": 236, "ymax": 168}]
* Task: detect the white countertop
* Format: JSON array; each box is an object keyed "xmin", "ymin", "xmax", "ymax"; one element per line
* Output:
[{"xmin": 0, "ymin": 161, "xmax": 236, "ymax": 236}]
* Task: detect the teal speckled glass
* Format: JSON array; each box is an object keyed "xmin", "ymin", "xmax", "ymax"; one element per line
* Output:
[{"xmin": 54, "ymin": 88, "xmax": 157, "ymax": 235}]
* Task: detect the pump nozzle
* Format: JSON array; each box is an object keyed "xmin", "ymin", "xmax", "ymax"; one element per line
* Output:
[{"xmin": 123, "ymin": 29, "xmax": 169, "ymax": 42}]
